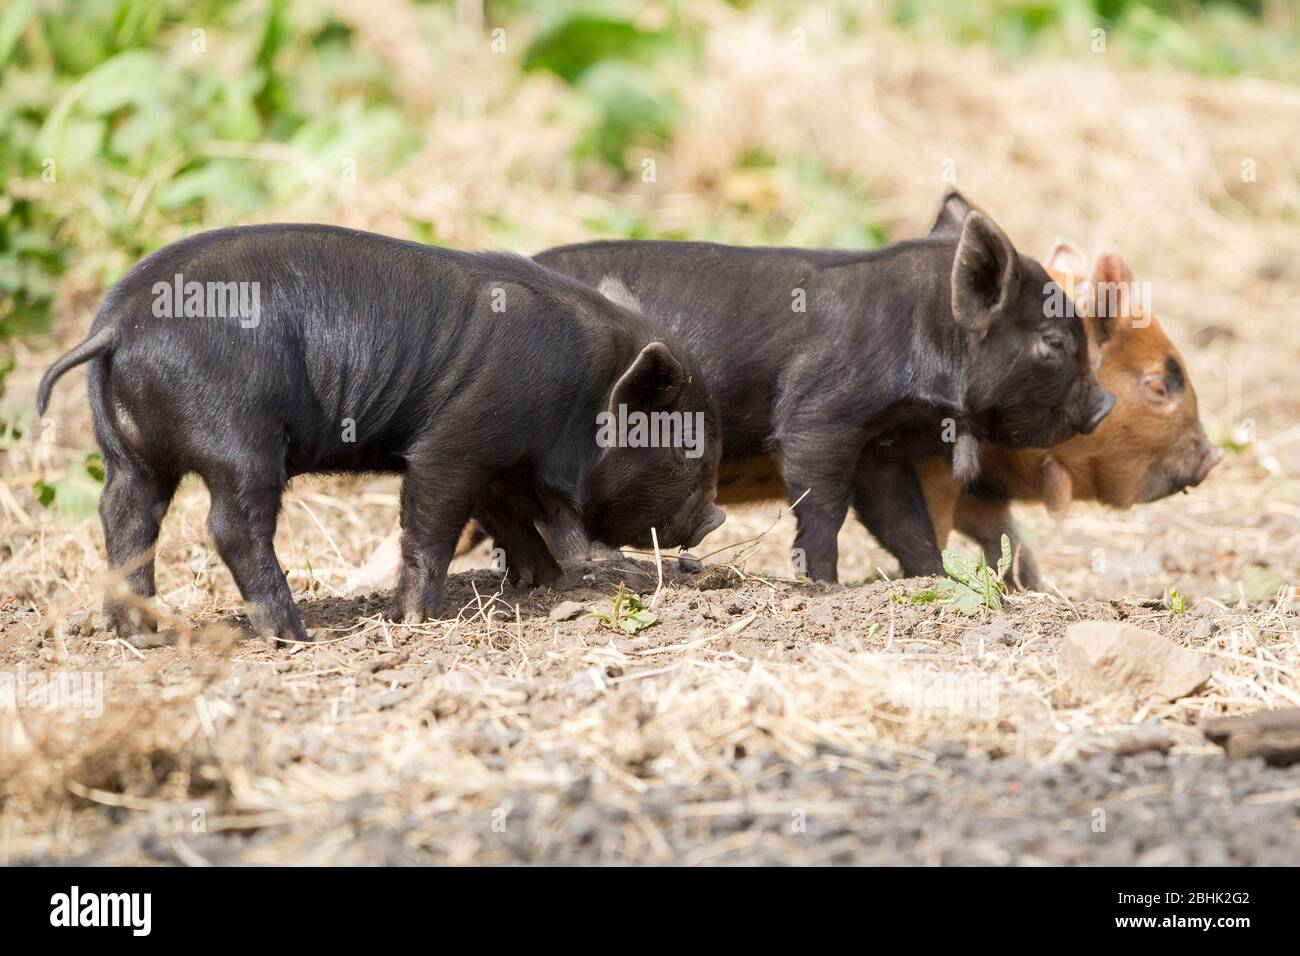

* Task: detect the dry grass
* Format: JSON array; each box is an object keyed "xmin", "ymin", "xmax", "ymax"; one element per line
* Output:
[{"xmin": 2, "ymin": 5, "xmax": 1298, "ymax": 863}]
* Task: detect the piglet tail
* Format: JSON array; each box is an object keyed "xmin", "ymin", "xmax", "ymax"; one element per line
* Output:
[{"xmin": 952, "ymin": 431, "xmax": 981, "ymax": 487}]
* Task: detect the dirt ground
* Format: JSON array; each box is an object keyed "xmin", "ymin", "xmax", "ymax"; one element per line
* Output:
[
  {"xmin": 3, "ymin": 10, "xmax": 1300, "ymax": 865},
  {"xmin": 1, "ymin": 451, "xmax": 1298, "ymax": 863}
]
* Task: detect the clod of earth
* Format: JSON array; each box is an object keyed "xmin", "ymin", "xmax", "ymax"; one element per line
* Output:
[
  {"xmin": 1202, "ymin": 709, "xmax": 1300, "ymax": 766},
  {"xmin": 548, "ymin": 600, "xmax": 587, "ymax": 622},
  {"xmin": 1059, "ymin": 621, "xmax": 1214, "ymax": 701},
  {"xmin": 1113, "ymin": 729, "xmax": 1176, "ymax": 756}
]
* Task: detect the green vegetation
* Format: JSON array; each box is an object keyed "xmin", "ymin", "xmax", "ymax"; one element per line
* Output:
[
  {"xmin": 913, "ymin": 534, "xmax": 1013, "ymax": 614},
  {"xmin": 32, "ymin": 450, "xmax": 104, "ymax": 522},
  {"xmin": 1, "ymin": 0, "xmax": 420, "ymax": 344},
  {"xmin": 1, "ymin": 0, "xmax": 1293, "ymax": 351},
  {"xmin": 522, "ymin": 9, "xmax": 689, "ymax": 170},
  {"xmin": 587, "ymin": 584, "xmax": 659, "ymax": 633},
  {"xmin": 892, "ymin": 0, "xmax": 1300, "ymax": 79}
]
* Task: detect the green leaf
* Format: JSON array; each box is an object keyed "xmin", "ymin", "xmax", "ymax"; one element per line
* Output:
[
  {"xmin": 951, "ymin": 588, "xmax": 984, "ymax": 615},
  {"xmin": 0, "ymin": 0, "xmax": 37, "ymax": 70},
  {"xmin": 154, "ymin": 160, "xmax": 264, "ymax": 213},
  {"xmin": 0, "ymin": 349, "xmax": 15, "ymax": 400},
  {"xmin": 941, "ymin": 547, "xmax": 981, "ymax": 589},
  {"xmin": 936, "ymin": 544, "xmax": 1004, "ymax": 615},
  {"xmin": 34, "ymin": 115, "xmax": 104, "ymax": 173},
  {"xmin": 78, "ymin": 50, "xmax": 172, "ymax": 115},
  {"xmin": 996, "ymin": 533, "xmax": 1012, "ymax": 580},
  {"xmin": 33, "ymin": 479, "xmax": 55, "ymax": 508},
  {"xmin": 572, "ymin": 60, "xmax": 679, "ymax": 171},
  {"xmin": 589, "ymin": 584, "xmax": 658, "ymax": 633},
  {"xmin": 34, "ymin": 451, "xmax": 104, "ymax": 524},
  {"xmin": 523, "ymin": 13, "xmax": 670, "ymax": 84}
]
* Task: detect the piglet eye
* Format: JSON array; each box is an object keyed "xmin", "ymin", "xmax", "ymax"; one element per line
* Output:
[{"xmin": 1042, "ymin": 333, "xmax": 1067, "ymax": 353}]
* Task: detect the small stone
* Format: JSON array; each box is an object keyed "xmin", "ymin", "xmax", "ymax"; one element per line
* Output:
[
  {"xmin": 549, "ymin": 600, "xmax": 586, "ymax": 622},
  {"xmin": 781, "ymin": 596, "xmax": 806, "ymax": 612},
  {"xmin": 1060, "ymin": 621, "xmax": 1214, "ymax": 701},
  {"xmin": 677, "ymin": 553, "xmax": 702, "ymax": 573},
  {"xmin": 963, "ymin": 619, "xmax": 1022, "ymax": 653},
  {"xmin": 1203, "ymin": 710, "xmax": 1300, "ymax": 766},
  {"xmin": 126, "ymin": 630, "xmax": 175, "ymax": 650}
]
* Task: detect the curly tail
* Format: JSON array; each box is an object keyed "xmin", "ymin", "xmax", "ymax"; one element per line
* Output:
[{"xmin": 36, "ymin": 327, "xmax": 116, "ymax": 415}]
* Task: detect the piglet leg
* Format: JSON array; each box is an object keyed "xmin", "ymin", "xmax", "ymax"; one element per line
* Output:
[
  {"xmin": 851, "ymin": 461, "xmax": 944, "ymax": 578},
  {"xmin": 777, "ymin": 439, "xmax": 857, "ymax": 583},
  {"xmin": 474, "ymin": 486, "xmax": 562, "ymax": 588},
  {"xmin": 205, "ymin": 468, "xmax": 306, "ymax": 644},
  {"xmin": 393, "ymin": 463, "xmax": 484, "ymax": 623},
  {"xmin": 99, "ymin": 456, "xmax": 179, "ymax": 634}
]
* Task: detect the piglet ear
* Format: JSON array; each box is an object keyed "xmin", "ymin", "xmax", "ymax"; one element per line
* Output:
[
  {"xmin": 1089, "ymin": 244, "xmax": 1135, "ymax": 287},
  {"xmin": 609, "ymin": 341, "xmax": 686, "ymax": 414},
  {"xmin": 928, "ymin": 190, "xmax": 977, "ymax": 238},
  {"xmin": 1086, "ymin": 244, "xmax": 1136, "ymax": 345},
  {"xmin": 951, "ymin": 211, "xmax": 1022, "ymax": 333},
  {"xmin": 1044, "ymin": 238, "xmax": 1087, "ymax": 278}
]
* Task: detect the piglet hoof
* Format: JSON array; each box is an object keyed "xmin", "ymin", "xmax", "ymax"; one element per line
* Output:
[
  {"xmin": 505, "ymin": 553, "xmax": 562, "ymax": 589},
  {"xmin": 105, "ymin": 600, "xmax": 156, "ymax": 637},
  {"xmin": 530, "ymin": 559, "xmax": 563, "ymax": 589},
  {"xmin": 404, "ymin": 602, "xmax": 446, "ymax": 624},
  {"xmin": 393, "ymin": 579, "xmax": 444, "ymax": 625},
  {"xmin": 250, "ymin": 606, "xmax": 310, "ymax": 647},
  {"xmin": 394, "ymin": 592, "xmax": 426, "ymax": 624}
]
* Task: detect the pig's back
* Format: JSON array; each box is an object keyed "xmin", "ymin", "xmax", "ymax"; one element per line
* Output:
[
  {"xmin": 98, "ymin": 225, "xmax": 611, "ymax": 475},
  {"xmin": 535, "ymin": 239, "xmax": 949, "ymax": 457}
]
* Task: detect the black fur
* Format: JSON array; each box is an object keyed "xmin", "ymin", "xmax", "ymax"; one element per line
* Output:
[
  {"xmin": 1164, "ymin": 356, "xmax": 1185, "ymax": 392},
  {"xmin": 39, "ymin": 224, "xmax": 723, "ymax": 641},
  {"xmin": 536, "ymin": 207, "xmax": 1112, "ymax": 581}
]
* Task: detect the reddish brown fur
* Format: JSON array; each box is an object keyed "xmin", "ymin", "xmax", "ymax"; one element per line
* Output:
[
  {"xmin": 918, "ymin": 244, "xmax": 1220, "ymax": 583},
  {"xmin": 715, "ymin": 456, "xmax": 786, "ymax": 505}
]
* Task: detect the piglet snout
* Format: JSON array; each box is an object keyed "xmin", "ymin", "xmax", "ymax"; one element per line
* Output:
[
  {"xmin": 684, "ymin": 505, "xmax": 726, "ymax": 548},
  {"xmin": 1080, "ymin": 389, "xmax": 1116, "ymax": 435},
  {"xmin": 1192, "ymin": 443, "xmax": 1224, "ymax": 486}
]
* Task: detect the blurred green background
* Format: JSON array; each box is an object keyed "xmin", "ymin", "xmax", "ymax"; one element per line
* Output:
[{"xmin": 1, "ymin": 0, "xmax": 1297, "ymax": 386}]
